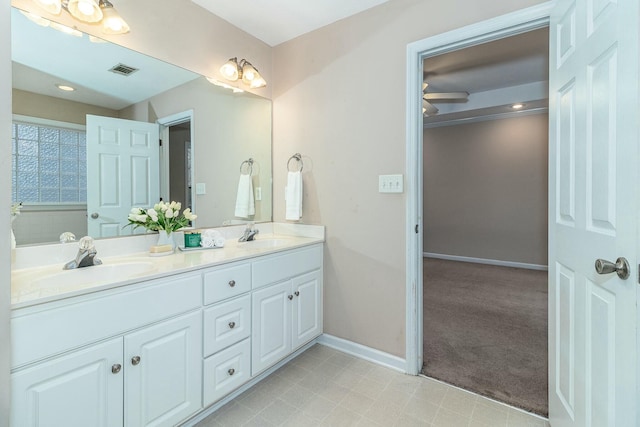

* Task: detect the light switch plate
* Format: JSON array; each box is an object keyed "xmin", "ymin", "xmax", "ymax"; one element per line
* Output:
[
  {"xmin": 195, "ymin": 183, "xmax": 206, "ymax": 195},
  {"xmin": 255, "ymin": 187, "xmax": 262, "ymax": 201},
  {"xmin": 379, "ymin": 174, "xmax": 404, "ymax": 193}
]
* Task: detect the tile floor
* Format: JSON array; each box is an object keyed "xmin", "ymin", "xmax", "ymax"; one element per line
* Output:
[{"xmin": 196, "ymin": 344, "xmax": 550, "ymax": 427}]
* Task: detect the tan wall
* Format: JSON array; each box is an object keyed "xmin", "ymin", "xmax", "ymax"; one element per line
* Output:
[
  {"xmin": 1, "ymin": 0, "xmax": 11, "ymax": 423},
  {"xmin": 272, "ymin": 0, "xmax": 546, "ymax": 357},
  {"xmin": 424, "ymin": 114, "xmax": 549, "ymax": 266},
  {"xmin": 12, "ymin": 89, "xmax": 118, "ymax": 124}
]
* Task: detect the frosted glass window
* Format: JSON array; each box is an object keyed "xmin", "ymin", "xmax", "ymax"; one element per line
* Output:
[{"xmin": 11, "ymin": 121, "xmax": 87, "ymax": 204}]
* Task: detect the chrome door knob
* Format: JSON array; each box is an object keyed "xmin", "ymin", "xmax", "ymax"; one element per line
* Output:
[
  {"xmin": 595, "ymin": 257, "xmax": 630, "ymax": 280},
  {"xmin": 228, "ymin": 368, "xmax": 235, "ymax": 376},
  {"xmin": 131, "ymin": 356, "xmax": 141, "ymax": 366},
  {"xmin": 228, "ymin": 280, "xmax": 236, "ymax": 287},
  {"xmin": 112, "ymin": 364, "xmax": 122, "ymax": 374},
  {"xmin": 228, "ymin": 321, "xmax": 236, "ymax": 329},
  {"xmin": 90, "ymin": 212, "xmax": 99, "ymax": 219}
]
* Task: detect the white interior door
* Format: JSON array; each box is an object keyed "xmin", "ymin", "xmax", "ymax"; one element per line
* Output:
[
  {"xmin": 549, "ymin": 0, "xmax": 638, "ymax": 426},
  {"xmin": 86, "ymin": 115, "xmax": 159, "ymax": 238}
]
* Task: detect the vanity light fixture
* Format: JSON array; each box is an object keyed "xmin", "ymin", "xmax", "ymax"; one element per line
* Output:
[
  {"xmin": 219, "ymin": 57, "xmax": 267, "ymax": 89},
  {"xmin": 30, "ymin": 0, "xmax": 130, "ymax": 34}
]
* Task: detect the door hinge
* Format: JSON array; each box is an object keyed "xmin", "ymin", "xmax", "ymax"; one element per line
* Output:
[
  {"xmin": 415, "ymin": 224, "xmax": 419, "ymax": 234},
  {"xmin": 159, "ymin": 139, "xmax": 163, "ymax": 146}
]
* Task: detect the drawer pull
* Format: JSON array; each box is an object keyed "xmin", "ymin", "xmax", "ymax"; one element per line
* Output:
[
  {"xmin": 228, "ymin": 280, "xmax": 236, "ymax": 287},
  {"xmin": 111, "ymin": 364, "xmax": 122, "ymax": 374},
  {"xmin": 131, "ymin": 356, "xmax": 141, "ymax": 366},
  {"xmin": 295, "ymin": 291, "xmax": 300, "ymax": 297},
  {"xmin": 288, "ymin": 295, "xmax": 293, "ymax": 300},
  {"xmin": 228, "ymin": 321, "xmax": 236, "ymax": 329},
  {"xmin": 228, "ymin": 368, "xmax": 235, "ymax": 376}
]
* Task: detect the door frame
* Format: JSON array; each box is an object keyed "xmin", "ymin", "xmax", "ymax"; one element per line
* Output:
[
  {"xmin": 157, "ymin": 110, "xmax": 196, "ymax": 225},
  {"xmin": 404, "ymin": 2, "xmax": 553, "ymax": 375}
]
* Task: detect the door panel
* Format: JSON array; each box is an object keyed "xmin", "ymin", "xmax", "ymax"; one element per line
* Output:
[
  {"xmin": 124, "ymin": 311, "xmax": 202, "ymax": 427},
  {"xmin": 11, "ymin": 338, "xmax": 123, "ymax": 427},
  {"xmin": 252, "ymin": 281, "xmax": 292, "ymax": 375},
  {"xmin": 292, "ymin": 270, "xmax": 323, "ymax": 349},
  {"xmin": 86, "ymin": 115, "xmax": 159, "ymax": 238},
  {"xmin": 549, "ymin": 0, "xmax": 638, "ymax": 426}
]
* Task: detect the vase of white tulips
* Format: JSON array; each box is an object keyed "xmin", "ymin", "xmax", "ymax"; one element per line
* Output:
[{"xmin": 126, "ymin": 201, "xmax": 197, "ymax": 249}]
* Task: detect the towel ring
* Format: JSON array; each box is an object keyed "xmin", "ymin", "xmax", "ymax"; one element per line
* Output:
[
  {"xmin": 240, "ymin": 158, "xmax": 254, "ymax": 175},
  {"xmin": 287, "ymin": 153, "xmax": 303, "ymax": 172}
]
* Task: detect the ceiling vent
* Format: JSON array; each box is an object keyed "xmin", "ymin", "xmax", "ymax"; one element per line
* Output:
[{"xmin": 109, "ymin": 63, "xmax": 139, "ymax": 76}]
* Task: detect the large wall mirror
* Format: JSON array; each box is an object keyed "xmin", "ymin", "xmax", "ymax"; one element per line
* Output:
[{"xmin": 11, "ymin": 7, "xmax": 272, "ymax": 246}]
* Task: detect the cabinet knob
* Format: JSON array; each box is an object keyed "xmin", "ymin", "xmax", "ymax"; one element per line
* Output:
[
  {"xmin": 131, "ymin": 356, "xmax": 141, "ymax": 366},
  {"xmin": 294, "ymin": 291, "xmax": 300, "ymax": 297},
  {"xmin": 228, "ymin": 368, "xmax": 235, "ymax": 376},
  {"xmin": 228, "ymin": 280, "xmax": 236, "ymax": 287},
  {"xmin": 288, "ymin": 295, "xmax": 293, "ymax": 300},
  {"xmin": 228, "ymin": 321, "xmax": 236, "ymax": 329},
  {"xmin": 111, "ymin": 363, "xmax": 122, "ymax": 374}
]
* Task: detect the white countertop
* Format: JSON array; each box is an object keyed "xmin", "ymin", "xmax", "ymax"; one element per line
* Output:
[{"xmin": 11, "ymin": 223, "xmax": 324, "ymax": 309}]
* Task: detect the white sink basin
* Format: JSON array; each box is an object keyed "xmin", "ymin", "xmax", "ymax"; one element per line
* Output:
[
  {"xmin": 14, "ymin": 261, "xmax": 158, "ymax": 290},
  {"xmin": 238, "ymin": 238, "xmax": 292, "ymax": 250}
]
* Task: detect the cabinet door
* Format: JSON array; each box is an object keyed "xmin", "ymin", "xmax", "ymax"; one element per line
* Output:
[
  {"xmin": 12, "ymin": 337, "xmax": 124, "ymax": 427},
  {"xmin": 124, "ymin": 311, "xmax": 202, "ymax": 427},
  {"xmin": 252, "ymin": 280, "xmax": 292, "ymax": 375},
  {"xmin": 292, "ymin": 269, "xmax": 323, "ymax": 349}
]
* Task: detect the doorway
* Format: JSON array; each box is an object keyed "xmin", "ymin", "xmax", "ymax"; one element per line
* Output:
[
  {"xmin": 419, "ymin": 28, "xmax": 550, "ymax": 415},
  {"xmin": 158, "ymin": 110, "xmax": 195, "ymax": 216},
  {"xmin": 404, "ymin": 0, "xmax": 553, "ymax": 414}
]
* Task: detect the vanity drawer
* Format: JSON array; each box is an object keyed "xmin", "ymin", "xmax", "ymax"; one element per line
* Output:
[
  {"xmin": 203, "ymin": 263, "xmax": 251, "ymax": 305},
  {"xmin": 203, "ymin": 338, "xmax": 251, "ymax": 406},
  {"xmin": 252, "ymin": 244, "xmax": 323, "ymax": 289},
  {"xmin": 203, "ymin": 295, "xmax": 251, "ymax": 357},
  {"xmin": 11, "ymin": 273, "xmax": 202, "ymax": 369}
]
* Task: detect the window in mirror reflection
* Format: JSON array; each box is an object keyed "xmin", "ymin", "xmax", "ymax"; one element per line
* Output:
[{"xmin": 12, "ymin": 117, "xmax": 87, "ymax": 204}]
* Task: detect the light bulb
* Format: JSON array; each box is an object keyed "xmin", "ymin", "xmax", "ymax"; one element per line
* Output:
[
  {"xmin": 67, "ymin": 0, "xmax": 103, "ymax": 23},
  {"xmin": 100, "ymin": 5, "xmax": 130, "ymax": 34},
  {"xmin": 220, "ymin": 58, "xmax": 239, "ymax": 81}
]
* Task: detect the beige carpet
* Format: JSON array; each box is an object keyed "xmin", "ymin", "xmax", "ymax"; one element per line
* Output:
[{"xmin": 422, "ymin": 258, "xmax": 548, "ymax": 416}]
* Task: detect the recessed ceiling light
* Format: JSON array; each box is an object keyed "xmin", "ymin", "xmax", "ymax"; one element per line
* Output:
[
  {"xmin": 56, "ymin": 84, "xmax": 75, "ymax": 92},
  {"xmin": 512, "ymin": 103, "xmax": 525, "ymax": 110}
]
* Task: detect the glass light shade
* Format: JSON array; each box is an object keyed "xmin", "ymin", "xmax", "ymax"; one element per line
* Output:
[
  {"xmin": 249, "ymin": 76, "xmax": 267, "ymax": 89},
  {"xmin": 241, "ymin": 62, "xmax": 258, "ymax": 84},
  {"xmin": 101, "ymin": 5, "xmax": 130, "ymax": 34},
  {"xmin": 220, "ymin": 58, "xmax": 240, "ymax": 81},
  {"xmin": 67, "ymin": 0, "xmax": 103, "ymax": 23},
  {"xmin": 31, "ymin": 0, "xmax": 62, "ymax": 15}
]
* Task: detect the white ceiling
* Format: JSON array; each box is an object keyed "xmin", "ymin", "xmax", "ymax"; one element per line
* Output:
[{"xmin": 190, "ymin": 0, "xmax": 390, "ymax": 46}]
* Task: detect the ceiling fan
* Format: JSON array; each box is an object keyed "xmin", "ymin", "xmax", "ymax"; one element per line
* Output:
[{"xmin": 422, "ymin": 82, "xmax": 468, "ymax": 116}]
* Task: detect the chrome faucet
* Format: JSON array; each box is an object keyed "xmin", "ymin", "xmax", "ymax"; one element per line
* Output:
[
  {"xmin": 238, "ymin": 223, "xmax": 259, "ymax": 242},
  {"xmin": 63, "ymin": 236, "xmax": 102, "ymax": 270}
]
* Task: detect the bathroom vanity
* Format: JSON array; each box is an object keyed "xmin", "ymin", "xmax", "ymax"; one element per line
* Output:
[{"xmin": 9, "ymin": 224, "xmax": 324, "ymax": 427}]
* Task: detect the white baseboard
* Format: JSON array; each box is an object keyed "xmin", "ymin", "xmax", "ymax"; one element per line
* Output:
[
  {"xmin": 317, "ymin": 334, "xmax": 407, "ymax": 373},
  {"xmin": 423, "ymin": 252, "xmax": 548, "ymax": 271}
]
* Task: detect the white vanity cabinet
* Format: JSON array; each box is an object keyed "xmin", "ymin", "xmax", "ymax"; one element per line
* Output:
[
  {"xmin": 11, "ymin": 273, "xmax": 203, "ymax": 427},
  {"xmin": 251, "ymin": 245, "xmax": 323, "ymax": 375}
]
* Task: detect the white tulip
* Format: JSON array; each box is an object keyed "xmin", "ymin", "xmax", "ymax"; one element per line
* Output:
[{"xmin": 165, "ymin": 208, "xmax": 174, "ymax": 219}]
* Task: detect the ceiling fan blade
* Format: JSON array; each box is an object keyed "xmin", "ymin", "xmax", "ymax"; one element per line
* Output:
[
  {"xmin": 422, "ymin": 99, "xmax": 439, "ymax": 115},
  {"xmin": 423, "ymin": 91, "xmax": 469, "ymax": 100}
]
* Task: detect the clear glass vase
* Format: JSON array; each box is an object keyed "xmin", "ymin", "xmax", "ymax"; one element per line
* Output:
[{"xmin": 157, "ymin": 230, "xmax": 176, "ymax": 250}]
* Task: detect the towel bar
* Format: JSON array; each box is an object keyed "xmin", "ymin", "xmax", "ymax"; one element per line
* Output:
[
  {"xmin": 287, "ymin": 153, "xmax": 303, "ymax": 172},
  {"xmin": 240, "ymin": 158, "xmax": 254, "ymax": 175}
]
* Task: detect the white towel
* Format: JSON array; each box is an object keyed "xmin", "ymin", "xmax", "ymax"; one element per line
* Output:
[
  {"xmin": 201, "ymin": 229, "xmax": 225, "ymax": 248},
  {"xmin": 285, "ymin": 171, "xmax": 303, "ymax": 221},
  {"xmin": 234, "ymin": 174, "xmax": 255, "ymax": 218}
]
